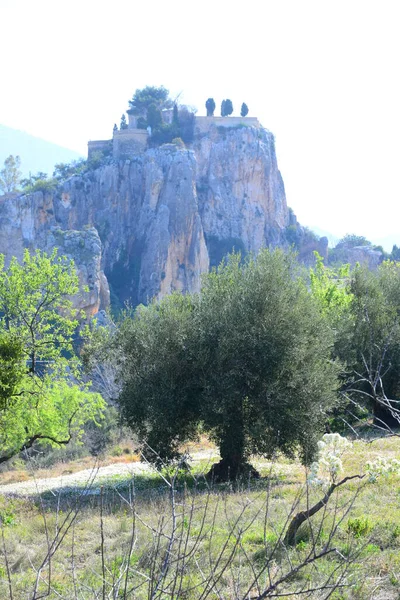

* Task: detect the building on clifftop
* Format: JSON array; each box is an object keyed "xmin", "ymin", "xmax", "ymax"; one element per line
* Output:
[{"xmin": 88, "ymin": 108, "xmax": 260, "ymax": 161}]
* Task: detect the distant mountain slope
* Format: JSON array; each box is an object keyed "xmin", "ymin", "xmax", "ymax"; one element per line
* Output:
[{"xmin": 0, "ymin": 125, "xmax": 83, "ymax": 176}]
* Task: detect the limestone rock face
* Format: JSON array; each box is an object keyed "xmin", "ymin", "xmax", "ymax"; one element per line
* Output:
[
  {"xmin": 343, "ymin": 245, "xmax": 383, "ymax": 270},
  {"xmin": 0, "ymin": 192, "xmax": 108, "ymax": 316},
  {"xmin": 49, "ymin": 227, "xmax": 109, "ymax": 316},
  {"xmin": 0, "ymin": 125, "xmax": 317, "ymax": 311}
]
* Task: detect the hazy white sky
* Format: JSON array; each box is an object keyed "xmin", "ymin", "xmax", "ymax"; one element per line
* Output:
[{"xmin": 1, "ymin": 0, "xmax": 399, "ymax": 247}]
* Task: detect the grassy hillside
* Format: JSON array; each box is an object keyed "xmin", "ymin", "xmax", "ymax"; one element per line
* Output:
[
  {"xmin": 0, "ymin": 124, "xmax": 83, "ymax": 177},
  {"xmin": 1, "ymin": 436, "xmax": 400, "ymax": 599}
]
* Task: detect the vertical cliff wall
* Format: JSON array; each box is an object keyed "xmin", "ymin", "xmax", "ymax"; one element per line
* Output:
[{"xmin": 0, "ymin": 125, "xmax": 317, "ymax": 311}]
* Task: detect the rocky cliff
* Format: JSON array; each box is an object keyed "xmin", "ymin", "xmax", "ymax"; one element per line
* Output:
[{"xmin": 0, "ymin": 125, "xmax": 320, "ymax": 313}]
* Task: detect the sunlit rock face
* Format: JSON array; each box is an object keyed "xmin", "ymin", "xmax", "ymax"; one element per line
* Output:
[
  {"xmin": 0, "ymin": 125, "xmax": 317, "ymax": 311},
  {"xmin": 194, "ymin": 127, "xmax": 289, "ymax": 264},
  {"xmin": 0, "ymin": 190, "xmax": 107, "ymax": 317}
]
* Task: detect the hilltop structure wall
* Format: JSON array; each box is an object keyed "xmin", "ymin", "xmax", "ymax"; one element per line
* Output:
[
  {"xmin": 195, "ymin": 116, "xmax": 260, "ymax": 134},
  {"xmin": 112, "ymin": 129, "xmax": 149, "ymax": 159},
  {"xmin": 88, "ymin": 140, "xmax": 112, "ymax": 159},
  {"xmin": 88, "ymin": 116, "xmax": 261, "ymax": 160}
]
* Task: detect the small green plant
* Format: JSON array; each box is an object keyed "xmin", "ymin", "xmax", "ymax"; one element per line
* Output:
[
  {"xmin": 111, "ymin": 445, "xmax": 123, "ymax": 457},
  {"xmin": 347, "ymin": 516, "xmax": 372, "ymax": 538},
  {"xmin": 0, "ymin": 507, "xmax": 16, "ymax": 527}
]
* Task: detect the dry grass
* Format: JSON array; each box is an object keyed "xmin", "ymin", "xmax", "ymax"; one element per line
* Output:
[{"xmin": 1, "ymin": 435, "xmax": 400, "ymax": 598}]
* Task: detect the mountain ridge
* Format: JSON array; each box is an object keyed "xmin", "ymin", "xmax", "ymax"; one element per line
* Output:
[{"xmin": 0, "ymin": 124, "xmax": 83, "ymax": 177}]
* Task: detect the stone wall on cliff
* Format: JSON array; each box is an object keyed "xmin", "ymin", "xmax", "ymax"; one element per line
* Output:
[{"xmin": 0, "ymin": 125, "xmax": 317, "ymax": 312}]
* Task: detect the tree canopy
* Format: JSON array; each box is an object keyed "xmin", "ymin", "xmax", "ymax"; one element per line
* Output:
[
  {"xmin": 0, "ymin": 250, "xmax": 104, "ymax": 463},
  {"xmin": 128, "ymin": 85, "xmax": 172, "ymax": 114},
  {"xmin": 206, "ymin": 98, "xmax": 216, "ymax": 116},
  {"xmin": 0, "ymin": 155, "xmax": 22, "ymax": 194},
  {"xmin": 240, "ymin": 102, "xmax": 249, "ymax": 117},
  {"xmin": 221, "ymin": 99, "xmax": 233, "ymax": 117},
  {"xmin": 310, "ymin": 254, "xmax": 400, "ymax": 431},
  {"xmin": 111, "ymin": 250, "xmax": 339, "ymax": 479}
]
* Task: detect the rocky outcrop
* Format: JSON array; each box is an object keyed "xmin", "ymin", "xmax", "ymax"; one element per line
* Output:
[
  {"xmin": 337, "ymin": 245, "xmax": 383, "ymax": 270},
  {"xmin": 0, "ymin": 125, "xmax": 318, "ymax": 311},
  {"xmin": 0, "ymin": 193, "xmax": 108, "ymax": 316},
  {"xmin": 194, "ymin": 127, "xmax": 289, "ymax": 264}
]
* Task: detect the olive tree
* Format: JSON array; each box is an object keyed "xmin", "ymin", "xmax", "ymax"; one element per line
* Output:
[{"xmin": 114, "ymin": 251, "xmax": 339, "ymax": 479}]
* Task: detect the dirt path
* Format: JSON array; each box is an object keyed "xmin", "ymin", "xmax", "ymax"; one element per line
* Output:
[{"xmin": 0, "ymin": 451, "xmax": 219, "ymax": 497}]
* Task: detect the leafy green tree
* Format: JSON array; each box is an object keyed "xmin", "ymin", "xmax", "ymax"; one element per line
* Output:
[
  {"xmin": 240, "ymin": 102, "xmax": 249, "ymax": 117},
  {"xmin": 146, "ymin": 103, "xmax": 163, "ymax": 130},
  {"xmin": 0, "ymin": 155, "xmax": 22, "ymax": 194},
  {"xmin": 310, "ymin": 252, "xmax": 353, "ymax": 323},
  {"xmin": 0, "ymin": 250, "xmax": 104, "ymax": 463},
  {"xmin": 341, "ymin": 262, "xmax": 400, "ymax": 429},
  {"xmin": 311, "ymin": 254, "xmax": 400, "ymax": 430},
  {"xmin": 390, "ymin": 244, "xmax": 400, "ymax": 261},
  {"xmin": 136, "ymin": 117, "xmax": 148, "ymax": 129},
  {"xmin": 129, "ymin": 85, "xmax": 172, "ymax": 114},
  {"xmin": 177, "ymin": 106, "xmax": 195, "ymax": 144},
  {"xmin": 337, "ymin": 234, "xmax": 371, "ymax": 248},
  {"xmin": 120, "ymin": 114, "xmax": 128, "ymax": 130},
  {"xmin": 20, "ymin": 171, "xmax": 48, "ymax": 189},
  {"xmin": 113, "ymin": 123, "xmax": 118, "ymax": 133},
  {"xmin": 53, "ymin": 159, "xmax": 87, "ymax": 182},
  {"xmin": 206, "ymin": 98, "xmax": 216, "ymax": 116},
  {"xmin": 114, "ymin": 250, "xmax": 338, "ymax": 479}
]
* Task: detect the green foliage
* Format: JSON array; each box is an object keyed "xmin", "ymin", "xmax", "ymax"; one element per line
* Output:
[
  {"xmin": 390, "ymin": 244, "xmax": 400, "ymax": 261},
  {"xmin": 0, "ymin": 154, "xmax": 22, "ymax": 194},
  {"xmin": 0, "ymin": 333, "xmax": 24, "ymax": 410},
  {"xmin": 240, "ymin": 102, "xmax": 249, "ymax": 117},
  {"xmin": 20, "ymin": 171, "xmax": 48, "ymax": 188},
  {"xmin": 53, "ymin": 158, "xmax": 87, "ymax": 181},
  {"xmin": 285, "ymin": 224, "xmax": 301, "ymax": 248},
  {"xmin": 337, "ymin": 233, "xmax": 372, "ymax": 248},
  {"xmin": 221, "ymin": 99, "xmax": 233, "ymax": 116},
  {"xmin": 146, "ymin": 103, "xmax": 163, "ymax": 130},
  {"xmin": 206, "ymin": 97, "xmax": 216, "ymax": 116},
  {"xmin": 347, "ymin": 516, "xmax": 372, "ymax": 538},
  {"xmin": 310, "ymin": 252, "xmax": 353, "ymax": 321},
  {"xmin": 147, "ymin": 106, "xmax": 195, "ymax": 147},
  {"xmin": 120, "ymin": 114, "xmax": 128, "ymax": 130},
  {"xmin": 114, "ymin": 250, "xmax": 339, "ymax": 473},
  {"xmin": 343, "ymin": 261, "xmax": 400, "ymax": 426},
  {"xmin": 314, "ymin": 256, "xmax": 400, "ymax": 428},
  {"xmin": 127, "ymin": 86, "xmax": 194, "ymax": 146},
  {"xmin": 136, "ymin": 116, "xmax": 148, "ymax": 129},
  {"xmin": 0, "ymin": 249, "xmax": 105, "ymax": 463},
  {"xmin": 177, "ymin": 106, "xmax": 195, "ymax": 144},
  {"xmin": 205, "ymin": 235, "xmax": 246, "ymax": 268},
  {"xmin": 329, "ymin": 233, "xmax": 387, "ymax": 265},
  {"xmin": 128, "ymin": 85, "xmax": 172, "ymax": 114},
  {"xmin": 172, "ymin": 103, "xmax": 179, "ymax": 124},
  {"xmin": 21, "ymin": 176, "xmax": 58, "ymax": 194}
]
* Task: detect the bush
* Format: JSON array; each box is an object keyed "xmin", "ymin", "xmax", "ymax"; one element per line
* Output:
[{"xmin": 23, "ymin": 177, "xmax": 58, "ymax": 194}]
